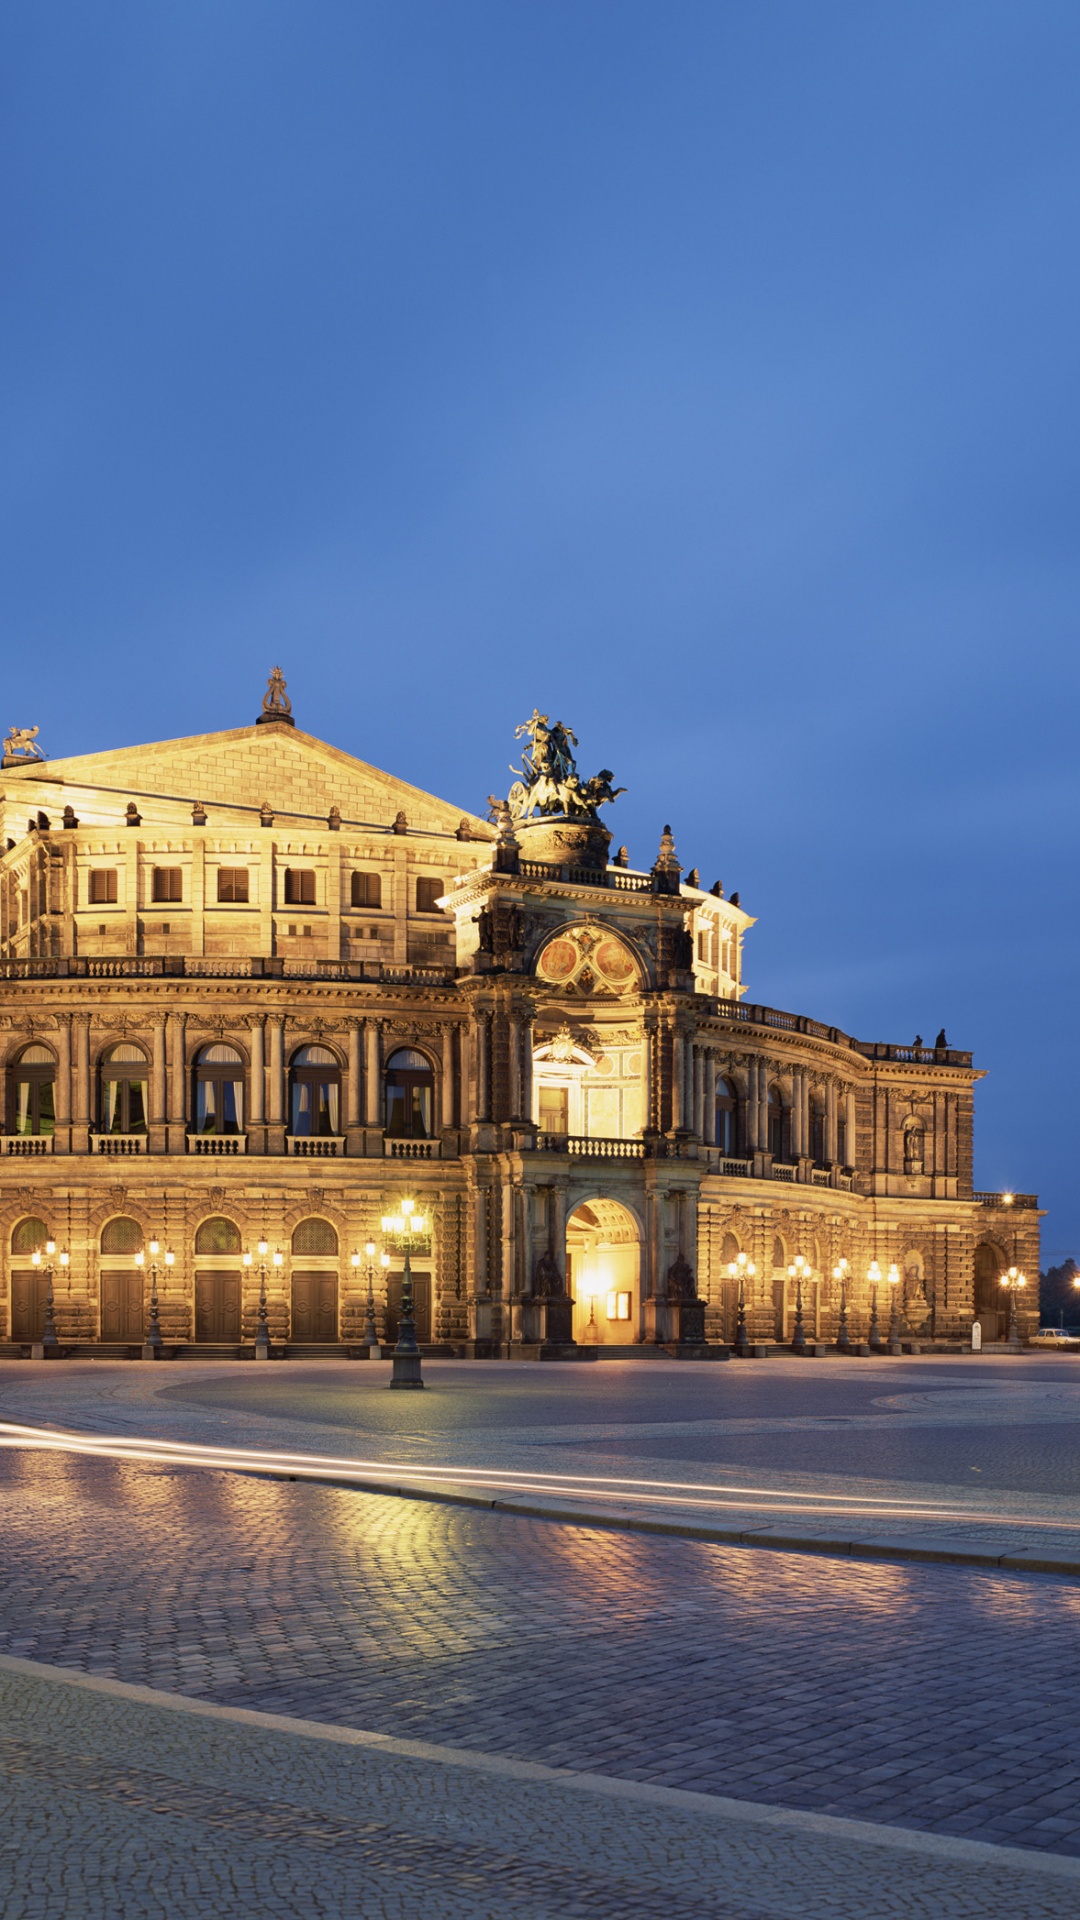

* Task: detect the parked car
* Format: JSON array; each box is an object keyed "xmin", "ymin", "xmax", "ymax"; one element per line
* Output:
[{"xmin": 1030, "ymin": 1328, "xmax": 1080, "ymax": 1349}]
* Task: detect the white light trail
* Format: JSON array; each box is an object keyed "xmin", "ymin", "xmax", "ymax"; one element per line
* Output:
[{"xmin": 0, "ymin": 1420, "xmax": 1072, "ymax": 1533}]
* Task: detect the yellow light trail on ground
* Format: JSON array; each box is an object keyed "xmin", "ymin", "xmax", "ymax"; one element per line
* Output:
[{"xmin": 0, "ymin": 1419, "xmax": 1076, "ymax": 1533}]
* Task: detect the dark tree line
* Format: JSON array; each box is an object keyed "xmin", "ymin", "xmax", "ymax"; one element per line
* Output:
[{"xmin": 1039, "ymin": 1259, "xmax": 1080, "ymax": 1326}]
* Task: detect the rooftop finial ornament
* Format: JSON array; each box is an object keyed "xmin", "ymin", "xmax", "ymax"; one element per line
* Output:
[
  {"xmin": 257, "ymin": 667, "xmax": 294, "ymax": 728},
  {"xmin": 2, "ymin": 725, "xmax": 45, "ymax": 767}
]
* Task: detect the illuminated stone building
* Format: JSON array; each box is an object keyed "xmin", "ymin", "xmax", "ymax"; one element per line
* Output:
[{"xmin": 0, "ymin": 677, "xmax": 1038, "ymax": 1358}]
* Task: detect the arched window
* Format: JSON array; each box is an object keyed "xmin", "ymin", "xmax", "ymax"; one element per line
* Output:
[
  {"xmin": 837, "ymin": 1105, "xmax": 848, "ymax": 1168},
  {"xmin": 100, "ymin": 1216, "xmax": 143, "ymax": 1254},
  {"xmin": 715, "ymin": 1078, "xmax": 738, "ymax": 1155},
  {"xmin": 11, "ymin": 1216, "xmax": 49, "ymax": 1254},
  {"xmin": 810, "ymin": 1094, "xmax": 826, "ymax": 1167},
  {"xmin": 767, "ymin": 1084, "xmax": 788, "ymax": 1161},
  {"xmin": 289, "ymin": 1046, "xmax": 341, "ymax": 1138},
  {"xmin": 99, "ymin": 1043, "xmax": 149, "ymax": 1136},
  {"xmin": 7, "ymin": 1045, "xmax": 55, "ymax": 1137},
  {"xmin": 194, "ymin": 1216, "xmax": 242, "ymax": 1254},
  {"xmin": 194, "ymin": 1045, "xmax": 244, "ymax": 1136},
  {"xmin": 292, "ymin": 1218, "xmax": 338, "ymax": 1256},
  {"xmin": 384, "ymin": 1047, "xmax": 434, "ymax": 1140}
]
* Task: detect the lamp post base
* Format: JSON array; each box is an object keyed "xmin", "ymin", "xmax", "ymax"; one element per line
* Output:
[{"xmin": 390, "ymin": 1351, "xmax": 424, "ymax": 1389}]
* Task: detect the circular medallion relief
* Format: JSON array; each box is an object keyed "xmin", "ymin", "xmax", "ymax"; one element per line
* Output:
[
  {"xmin": 537, "ymin": 937, "xmax": 579, "ymax": 981},
  {"xmin": 595, "ymin": 938, "xmax": 636, "ymax": 983}
]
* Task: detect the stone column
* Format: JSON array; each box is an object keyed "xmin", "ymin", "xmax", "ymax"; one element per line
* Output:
[
  {"xmin": 475, "ymin": 1012, "xmax": 490, "ymax": 1122},
  {"xmin": 508, "ymin": 1014, "xmax": 521, "ymax": 1120},
  {"xmin": 166, "ymin": 1011, "xmax": 186, "ymax": 1153},
  {"xmin": 248, "ymin": 1016, "xmax": 265, "ymax": 1153},
  {"xmin": 364, "ymin": 1019, "xmax": 381, "ymax": 1127},
  {"xmin": 640, "ymin": 1022, "xmax": 653, "ymax": 1134},
  {"xmin": 149, "ymin": 1014, "xmax": 167, "ymax": 1153},
  {"xmin": 441, "ymin": 1025, "xmax": 455, "ymax": 1129},
  {"xmin": 790, "ymin": 1069, "xmax": 803, "ymax": 1158},
  {"xmin": 670, "ymin": 1024, "xmax": 683, "ymax": 1133},
  {"xmin": 267, "ymin": 1016, "xmax": 285, "ymax": 1119},
  {"xmin": 520, "ymin": 1014, "xmax": 534, "ymax": 1128},
  {"xmin": 846, "ymin": 1090, "xmax": 857, "ymax": 1169},
  {"xmin": 54, "ymin": 1013, "xmax": 71, "ymax": 1153},
  {"xmin": 346, "ymin": 1020, "xmax": 362, "ymax": 1132},
  {"xmin": 825, "ymin": 1079, "xmax": 838, "ymax": 1163}
]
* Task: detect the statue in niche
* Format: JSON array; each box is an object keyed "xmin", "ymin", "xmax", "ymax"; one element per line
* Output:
[
  {"xmin": 672, "ymin": 926, "xmax": 694, "ymax": 970},
  {"xmin": 666, "ymin": 1254, "xmax": 697, "ymax": 1303},
  {"xmin": 904, "ymin": 1124, "xmax": 925, "ymax": 1174},
  {"xmin": 475, "ymin": 908, "xmax": 495, "ymax": 953},
  {"xmin": 533, "ymin": 1249, "xmax": 565, "ymax": 1298}
]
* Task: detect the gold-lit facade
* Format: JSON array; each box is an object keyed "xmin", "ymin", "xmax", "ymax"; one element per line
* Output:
[{"xmin": 0, "ymin": 681, "xmax": 1039, "ymax": 1357}]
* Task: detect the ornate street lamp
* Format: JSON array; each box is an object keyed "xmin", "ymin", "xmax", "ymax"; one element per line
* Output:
[
  {"xmin": 999, "ymin": 1266, "xmax": 1026, "ymax": 1349},
  {"xmin": 135, "ymin": 1238, "xmax": 174, "ymax": 1360},
  {"xmin": 787, "ymin": 1255, "xmax": 809, "ymax": 1354},
  {"xmin": 351, "ymin": 1240, "xmax": 384, "ymax": 1357},
  {"xmin": 833, "ymin": 1259, "xmax": 852, "ymax": 1355},
  {"xmin": 886, "ymin": 1262, "xmax": 902, "ymax": 1354},
  {"xmin": 867, "ymin": 1260, "xmax": 883, "ymax": 1353},
  {"xmin": 381, "ymin": 1198, "xmax": 426, "ymax": 1389},
  {"xmin": 30, "ymin": 1237, "xmax": 65, "ymax": 1359},
  {"xmin": 242, "ymin": 1238, "xmax": 282, "ymax": 1360},
  {"xmin": 727, "ymin": 1253, "xmax": 755, "ymax": 1358}
]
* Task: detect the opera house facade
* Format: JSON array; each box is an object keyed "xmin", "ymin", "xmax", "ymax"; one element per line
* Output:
[{"xmin": 0, "ymin": 675, "xmax": 1038, "ymax": 1358}]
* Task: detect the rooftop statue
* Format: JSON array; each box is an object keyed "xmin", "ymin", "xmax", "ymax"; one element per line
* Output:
[
  {"xmin": 3, "ymin": 725, "xmax": 45, "ymax": 763},
  {"xmin": 499, "ymin": 710, "xmax": 625, "ymax": 823}
]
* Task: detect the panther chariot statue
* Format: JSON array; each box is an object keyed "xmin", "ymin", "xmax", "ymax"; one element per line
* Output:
[
  {"xmin": 2, "ymin": 725, "xmax": 45, "ymax": 766},
  {"xmin": 488, "ymin": 711, "xmax": 626, "ymax": 871}
]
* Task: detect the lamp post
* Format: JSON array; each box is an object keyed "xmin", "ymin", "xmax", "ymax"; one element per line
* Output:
[
  {"xmin": 242, "ymin": 1238, "xmax": 281, "ymax": 1360},
  {"xmin": 788, "ymin": 1255, "xmax": 809, "ymax": 1354},
  {"xmin": 135, "ymin": 1237, "xmax": 174, "ymax": 1360},
  {"xmin": 728, "ymin": 1253, "xmax": 755, "ymax": 1357},
  {"xmin": 30, "ymin": 1238, "xmax": 65, "ymax": 1359},
  {"xmin": 382, "ymin": 1198, "xmax": 426, "ymax": 1388},
  {"xmin": 1000, "ymin": 1266, "xmax": 1026, "ymax": 1350},
  {"xmin": 867, "ymin": 1260, "xmax": 883, "ymax": 1353},
  {"xmin": 833, "ymin": 1259, "xmax": 852, "ymax": 1355},
  {"xmin": 352, "ymin": 1240, "xmax": 383, "ymax": 1357},
  {"xmin": 887, "ymin": 1262, "xmax": 902, "ymax": 1355}
]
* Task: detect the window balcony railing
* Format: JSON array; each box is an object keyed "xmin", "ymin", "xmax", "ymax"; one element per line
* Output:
[
  {"xmin": 286, "ymin": 1136, "xmax": 342, "ymax": 1157},
  {"xmin": 187, "ymin": 1134, "xmax": 247, "ymax": 1155},
  {"xmin": 537, "ymin": 1133, "xmax": 646, "ymax": 1160},
  {"xmin": 0, "ymin": 1134, "xmax": 52, "ymax": 1156},
  {"xmin": 384, "ymin": 1138, "xmax": 440, "ymax": 1159},
  {"xmin": 93, "ymin": 1134, "xmax": 148, "ymax": 1156},
  {"xmin": 770, "ymin": 1161, "xmax": 798, "ymax": 1182}
]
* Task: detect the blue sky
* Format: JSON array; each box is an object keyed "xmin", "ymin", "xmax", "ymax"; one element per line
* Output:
[{"xmin": 4, "ymin": 3, "xmax": 1079, "ymax": 1253}]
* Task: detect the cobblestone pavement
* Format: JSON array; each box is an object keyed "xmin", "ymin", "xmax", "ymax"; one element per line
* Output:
[
  {"xmin": 4, "ymin": 1661, "xmax": 1079, "ymax": 1920},
  {"xmin": 0, "ymin": 1398, "xmax": 1079, "ymax": 1863}
]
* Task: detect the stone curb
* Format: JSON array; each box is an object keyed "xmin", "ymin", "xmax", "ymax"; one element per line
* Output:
[
  {"xmin": 2, "ymin": 1651, "xmax": 1079, "ymax": 1884},
  {"xmin": 246, "ymin": 1466, "xmax": 1080, "ymax": 1575}
]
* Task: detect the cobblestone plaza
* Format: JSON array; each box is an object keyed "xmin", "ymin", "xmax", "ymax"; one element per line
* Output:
[{"xmin": 1, "ymin": 1354, "xmax": 1079, "ymax": 1916}]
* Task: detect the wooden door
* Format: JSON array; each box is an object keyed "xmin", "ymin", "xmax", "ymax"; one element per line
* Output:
[
  {"xmin": 100, "ymin": 1271, "xmax": 145, "ymax": 1342},
  {"xmin": 384, "ymin": 1271, "xmax": 432, "ymax": 1346},
  {"xmin": 195, "ymin": 1271, "xmax": 241, "ymax": 1342},
  {"xmin": 10, "ymin": 1270, "xmax": 49, "ymax": 1342},
  {"xmin": 291, "ymin": 1270, "xmax": 338, "ymax": 1342}
]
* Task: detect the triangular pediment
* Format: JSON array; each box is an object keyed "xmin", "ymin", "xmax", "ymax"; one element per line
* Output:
[{"xmin": 0, "ymin": 724, "xmax": 491, "ymax": 838}]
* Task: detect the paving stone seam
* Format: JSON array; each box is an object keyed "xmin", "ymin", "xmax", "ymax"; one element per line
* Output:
[{"xmin": 2, "ymin": 1653, "xmax": 1079, "ymax": 1887}]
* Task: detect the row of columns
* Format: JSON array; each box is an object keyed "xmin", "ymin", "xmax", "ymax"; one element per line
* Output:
[{"xmin": 676, "ymin": 1034, "xmax": 857, "ymax": 1159}]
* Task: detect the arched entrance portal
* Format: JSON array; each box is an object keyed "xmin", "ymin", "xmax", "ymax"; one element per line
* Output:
[
  {"xmin": 566, "ymin": 1199, "xmax": 640, "ymax": 1345},
  {"xmin": 974, "ymin": 1242, "xmax": 1006, "ymax": 1344}
]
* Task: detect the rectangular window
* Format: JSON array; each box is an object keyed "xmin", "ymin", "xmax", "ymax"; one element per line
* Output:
[
  {"xmin": 284, "ymin": 868, "xmax": 316, "ymax": 906},
  {"xmin": 415, "ymin": 877, "xmax": 442, "ymax": 913},
  {"xmin": 152, "ymin": 868, "xmax": 182, "ymax": 902},
  {"xmin": 351, "ymin": 871, "xmax": 381, "ymax": 909},
  {"xmin": 538, "ymin": 1086, "xmax": 569, "ymax": 1134},
  {"xmin": 605, "ymin": 1290, "xmax": 632, "ymax": 1322},
  {"xmin": 217, "ymin": 868, "xmax": 249, "ymax": 903},
  {"xmin": 89, "ymin": 870, "xmax": 118, "ymax": 905}
]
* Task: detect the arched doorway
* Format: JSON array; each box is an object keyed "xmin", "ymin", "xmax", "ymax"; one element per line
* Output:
[
  {"xmin": 290, "ymin": 1217, "xmax": 339, "ymax": 1341},
  {"xmin": 974, "ymin": 1242, "xmax": 1006, "ymax": 1343},
  {"xmin": 565, "ymin": 1198, "xmax": 640, "ymax": 1344},
  {"xmin": 194, "ymin": 1216, "xmax": 242, "ymax": 1342}
]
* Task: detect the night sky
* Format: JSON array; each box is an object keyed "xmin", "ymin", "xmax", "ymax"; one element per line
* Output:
[{"xmin": 4, "ymin": 5, "xmax": 1078, "ymax": 1254}]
